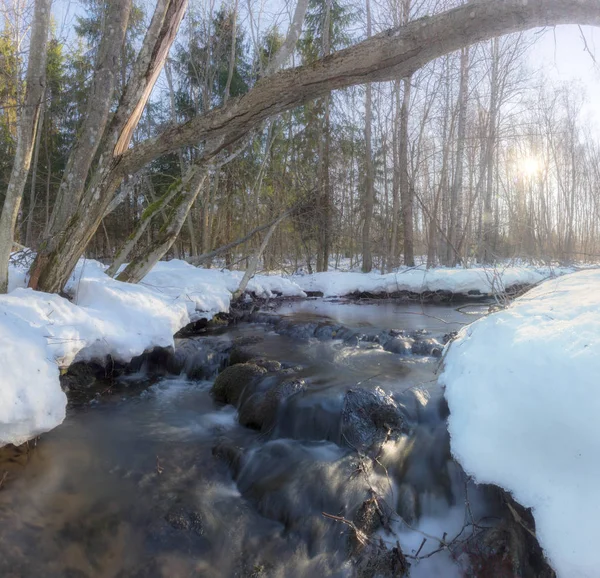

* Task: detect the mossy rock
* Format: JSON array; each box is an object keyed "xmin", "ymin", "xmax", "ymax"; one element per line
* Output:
[{"xmin": 211, "ymin": 363, "xmax": 267, "ymax": 405}]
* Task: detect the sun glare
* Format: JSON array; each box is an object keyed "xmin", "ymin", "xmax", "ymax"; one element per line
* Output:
[{"xmin": 519, "ymin": 156, "xmax": 542, "ymax": 178}]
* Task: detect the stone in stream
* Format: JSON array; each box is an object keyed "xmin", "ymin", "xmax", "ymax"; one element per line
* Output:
[
  {"xmin": 314, "ymin": 323, "xmax": 343, "ymax": 340},
  {"xmin": 411, "ymin": 337, "xmax": 443, "ymax": 357},
  {"xmin": 211, "ymin": 363, "xmax": 267, "ymax": 405},
  {"xmin": 342, "ymin": 387, "xmax": 410, "ymax": 453},
  {"xmin": 228, "ymin": 335, "xmax": 265, "ymax": 365},
  {"xmin": 354, "ymin": 542, "xmax": 410, "ymax": 578},
  {"xmin": 238, "ymin": 377, "xmax": 308, "ymax": 431},
  {"xmin": 249, "ymin": 358, "xmax": 282, "ymax": 372},
  {"xmin": 164, "ymin": 507, "xmax": 205, "ymax": 535},
  {"xmin": 167, "ymin": 337, "xmax": 231, "ymax": 379},
  {"xmin": 212, "ymin": 438, "xmax": 245, "ymax": 477},
  {"xmin": 383, "ymin": 337, "xmax": 413, "ymax": 355}
]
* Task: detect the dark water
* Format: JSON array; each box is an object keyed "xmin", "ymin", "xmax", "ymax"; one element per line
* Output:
[{"xmin": 0, "ymin": 300, "xmax": 491, "ymax": 578}]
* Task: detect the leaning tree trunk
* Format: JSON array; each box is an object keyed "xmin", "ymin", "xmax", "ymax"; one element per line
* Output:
[
  {"xmin": 114, "ymin": 0, "xmax": 312, "ymax": 280},
  {"xmin": 28, "ymin": 0, "xmax": 189, "ymax": 292},
  {"xmin": 0, "ymin": 0, "xmax": 51, "ymax": 293},
  {"xmin": 46, "ymin": 0, "xmax": 133, "ymax": 235},
  {"xmin": 116, "ymin": 166, "xmax": 208, "ymax": 283},
  {"xmin": 106, "ymin": 181, "xmax": 181, "ymax": 277},
  {"xmin": 28, "ymin": 0, "xmax": 600, "ymax": 293}
]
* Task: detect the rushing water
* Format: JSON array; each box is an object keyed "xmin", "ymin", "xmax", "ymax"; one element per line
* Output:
[{"xmin": 0, "ymin": 299, "xmax": 494, "ymax": 578}]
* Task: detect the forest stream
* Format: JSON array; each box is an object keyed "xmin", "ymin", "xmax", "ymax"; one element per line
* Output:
[{"xmin": 0, "ymin": 300, "xmax": 547, "ymax": 578}]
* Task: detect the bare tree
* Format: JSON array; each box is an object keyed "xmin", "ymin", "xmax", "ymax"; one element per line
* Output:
[
  {"xmin": 0, "ymin": 0, "xmax": 51, "ymax": 293},
  {"xmin": 361, "ymin": 0, "xmax": 374, "ymax": 272},
  {"xmin": 25, "ymin": 0, "xmax": 600, "ymax": 292}
]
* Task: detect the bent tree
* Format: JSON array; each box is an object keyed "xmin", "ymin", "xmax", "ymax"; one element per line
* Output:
[{"xmin": 25, "ymin": 0, "xmax": 600, "ymax": 293}]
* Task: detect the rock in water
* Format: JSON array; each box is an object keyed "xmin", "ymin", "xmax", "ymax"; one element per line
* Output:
[
  {"xmin": 238, "ymin": 377, "xmax": 307, "ymax": 431},
  {"xmin": 341, "ymin": 387, "xmax": 408, "ymax": 452},
  {"xmin": 211, "ymin": 363, "xmax": 267, "ymax": 405}
]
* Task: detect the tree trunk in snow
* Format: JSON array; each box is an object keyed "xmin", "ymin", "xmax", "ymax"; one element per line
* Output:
[
  {"xmin": 28, "ymin": 0, "xmax": 600, "ymax": 292},
  {"xmin": 25, "ymin": 96, "xmax": 46, "ymax": 249},
  {"xmin": 449, "ymin": 47, "xmax": 469, "ymax": 266},
  {"xmin": 399, "ymin": 75, "xmax": 414, "ymax": 266},
  {"xmin": 28, "ymin": 0, "xmax": 189, "ymax": 292},
  {"xmin": 113, "ymin": 0, "xmax": 313, "ymax": 280},
  {"xmin": 482, "ymin": 37, "xmax": 499, "ymax": 263},
  {"xmin": 361, "ymin": 0, "xmax": 374, "ymax": 273},
  {"xmin": 47, "ymin": 0, "xmax": 133, "ymax": 234},
  {"xmin": 116, "ymin": 166, "xmax": 208, "ymax": 283},
  {"xmin": 0, "ymin": 0, "xmax": 51, "ymax": 293},
  {"xmin": 106, "ymin": 181, "xmax": 181, "ymax": 277},
  {"xmin": 389, "ymin": 80, "xmax": 401, "ymax": 271},
  {"xmin": 232, "ymin": 211, "xmax": 290, "ymax": 299}
]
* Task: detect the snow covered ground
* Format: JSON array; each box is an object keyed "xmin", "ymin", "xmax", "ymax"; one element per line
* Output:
[
  {"xmin": 293, "ymin": 264, "xmax": 573, "ymax": 298},
  {"xmin": 0, "ymin": 259, "xmax": 304, "ymax": 447},
  {"xmin": 441, "ymin": 269, "xmax": 600, "ymax": 578}
]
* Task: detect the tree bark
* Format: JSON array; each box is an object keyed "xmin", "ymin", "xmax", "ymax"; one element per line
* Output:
[
  {"xmin": 482, "ymin": 38, "xmax": 499, "ymax": 263},
  {"xmin": 47, "ymin": 0, "xmax": 133, "ymax": 234},
  {"xmin": 389, "ymin": 80, "xmax": 401, "ymax": 271},
  {"xmin": 361, "ymin": 0, "xmax": 374, "ymax": 273},
  {"xmin": 28, "ymin": 0, "xmax": 189, "ymax": 292},
  {"xmin": 116, "ymin": 166, "xmax": 208, "ymax": 283},
  {"xmin": 30, "ymin": 0, "xmax": 600, "ymax": 292},
  {"xmin": 232, "ymin": 211, "xmax": 290, "ymax": 299},
  {"xmin": 448, "ymin": 47, "xmax": 469, "ymax": 266},
  {"xmin": 399, "ymin": 75, "xmax": 414, "ymax": 266},
  {"xmin": 0, "ymin": 0, "xmax": 51, "ymax": 293},
  {"xmin": 25, "ymin": 94, "xmax": 45, "ymax": 248}
]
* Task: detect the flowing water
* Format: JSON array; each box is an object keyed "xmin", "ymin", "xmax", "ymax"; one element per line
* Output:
[{"xmin": 0, "ymin": 299, "xmax": 495, "ymax": 578}]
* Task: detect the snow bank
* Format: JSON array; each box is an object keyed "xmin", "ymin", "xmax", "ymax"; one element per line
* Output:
[
  {"xmin": 0, "ymin": 259, "xmax": 305, "ymax": 447},
  {"xmin": 0, "ymin": 312, "xmax": 66, "ymax": 447},
  {"xmin": 440, "ymin": 269, "xmax": 600, "ymax": 578},
  {"xmin": 140, "ymin": 260, "xmax": 305, "ymax": 321},
  {"xmin": 294, "ymin": 265, "xmax": 571, "ymax": 298}
]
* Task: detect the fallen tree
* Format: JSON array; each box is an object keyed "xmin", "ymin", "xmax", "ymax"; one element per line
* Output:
[{"xmin": 26, "ymin": 0, "xmax": 600, "ymax": 293}]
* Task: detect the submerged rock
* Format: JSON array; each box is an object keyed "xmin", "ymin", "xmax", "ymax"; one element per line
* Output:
[{"xmin": 212, "ymin": 438, "xmax": 245, "ymax": 477}]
